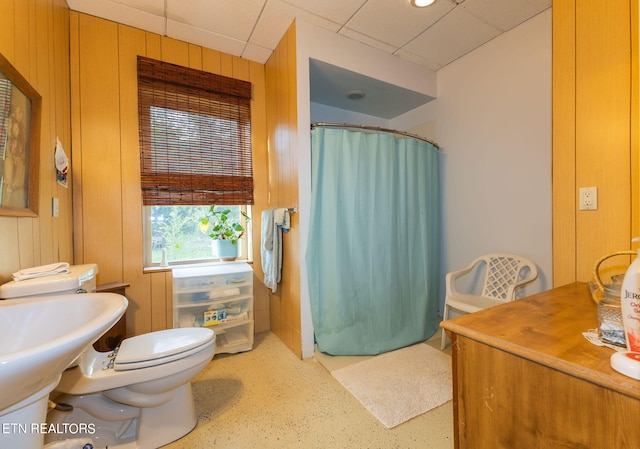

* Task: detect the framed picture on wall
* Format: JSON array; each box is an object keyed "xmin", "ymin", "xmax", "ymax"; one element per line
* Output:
[{"xmin": 0, "ymin": 52, "xmax": 40, "ymax": 217}]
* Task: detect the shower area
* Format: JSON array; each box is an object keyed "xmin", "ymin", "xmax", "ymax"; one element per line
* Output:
[
  {"xmin": 268, "ymin": 28, "xmax": 441, "ymax": 358},
  {"xmin": 306, "ymin": 123, "xmax": 440, "ymax": 355}
]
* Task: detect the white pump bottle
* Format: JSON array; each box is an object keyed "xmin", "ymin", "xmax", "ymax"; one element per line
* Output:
[{"xmin": 611, "ymin": 238, "xmax": 640, "ymax": 379}]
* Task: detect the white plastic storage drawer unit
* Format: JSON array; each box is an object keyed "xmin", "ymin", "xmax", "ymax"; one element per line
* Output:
[{"xmin": 172, "ymin": 262, "xmax": 253, "ymax": 354}]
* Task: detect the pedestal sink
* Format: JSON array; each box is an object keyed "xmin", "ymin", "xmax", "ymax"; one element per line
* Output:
[{"xmin": 0, "ymin": 292, "xmax": 127, "ymax": 449}]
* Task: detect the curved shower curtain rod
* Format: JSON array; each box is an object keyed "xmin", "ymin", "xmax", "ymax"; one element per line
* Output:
[{"xmin": 310, "ymin": 122, "xmax": 439, "ymax": 149}]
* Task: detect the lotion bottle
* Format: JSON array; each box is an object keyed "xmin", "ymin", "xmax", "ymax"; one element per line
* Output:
[
  {"xmin": 621, "ymin": 239, "xmax": 640, "ymax": 351},
  {"xmin": 611, "ymin": 238, "xmax": 640, "ymax": 379}
]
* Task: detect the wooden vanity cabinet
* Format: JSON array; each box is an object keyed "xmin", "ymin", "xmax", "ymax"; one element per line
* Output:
[{"xmin": 441, "ymin": 282, "xmax": 640, "ymax": 448}]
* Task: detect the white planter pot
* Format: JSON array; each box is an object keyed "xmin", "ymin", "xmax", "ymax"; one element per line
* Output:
[{"xmin": 211, "ymin": 240, "xmax": 239, "ymax": 261}]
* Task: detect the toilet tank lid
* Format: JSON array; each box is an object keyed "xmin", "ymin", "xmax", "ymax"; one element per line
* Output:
[{"xmin": 0, "ymin": 264, "xmax": 98, "ymax": 299}]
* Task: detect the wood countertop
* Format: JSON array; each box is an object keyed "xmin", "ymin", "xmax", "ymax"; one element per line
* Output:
[{"xmin": 441, "ymin": 282, "xmax": 640, "ymax": 399}]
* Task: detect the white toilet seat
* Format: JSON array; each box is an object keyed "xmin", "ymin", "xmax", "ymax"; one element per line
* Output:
[
  {"xmin": 55, "ymin": 328, "xmax": 215, "ymax": 395},
  {"xmin": 114, "ymin": 327, "xmax": 214, "ymax": 371}
]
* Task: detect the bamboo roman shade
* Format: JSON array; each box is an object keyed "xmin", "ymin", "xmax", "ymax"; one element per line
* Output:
[{"xmin": 137, "ymin": 56, "xmax": 253, "ymax": 205}]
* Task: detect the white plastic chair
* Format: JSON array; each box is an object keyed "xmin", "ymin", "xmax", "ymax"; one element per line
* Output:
[{"xmin": 440, "ymin": 253, "xmax": 538, "ymax": 349}]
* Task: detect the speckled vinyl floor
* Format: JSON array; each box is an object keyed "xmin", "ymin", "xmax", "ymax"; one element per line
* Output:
[{"xmin": 164, "ymin": 331, "xmax": 454, "ymax": 449}]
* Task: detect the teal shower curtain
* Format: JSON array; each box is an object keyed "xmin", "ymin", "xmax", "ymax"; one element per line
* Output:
[{"xmin": 306, "ymin": 127, "xmax": 440, "ymax": 356}]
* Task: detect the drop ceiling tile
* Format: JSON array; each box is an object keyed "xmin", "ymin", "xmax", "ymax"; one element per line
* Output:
[
  {"xmin": 66, "ymin": 0, "xmax": 166, "ymax": 35},
  {"xmin": 461, "ymin": 0, "xmax": 551, "ymax": 31},
  {"xmin": 241, "ymin": 43, "xmax": 273, "ymax": 63},
  {"xmin": 166, "ymin": 20, "xmax": 246, "ymax": 57},
  {"xmin": 282, "ymin": 0, "xmax": 367, "ymax": 24},
  {"xmin": 250, "ymin": 0, "xmax": 342, "ymax": 50},
  {"xmin": 394, "ymin": 48, "xmax": 442, "ymax": 72},
  {"xmin": 110, "ymin": 0, "xmax": 164, "ymax": 16},
  {"xmin": 403, "ymin": 7, "xmax": 501, "ymax": 66},
  {"xmin": 338, "ymin": 27, "xmax": 397, "ymax": 54},
  {"xmin": 166, "ymin": 0, "xmax": 265, "ymax": 42},
  {"xmin": 345, "ymin": 0, "xmax": 454, "ymax": 47}
]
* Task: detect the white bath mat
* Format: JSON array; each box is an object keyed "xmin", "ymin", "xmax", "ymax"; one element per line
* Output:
[{"xmin": 331, "ymin": 343, "xmax": 452, "ymax": 429}]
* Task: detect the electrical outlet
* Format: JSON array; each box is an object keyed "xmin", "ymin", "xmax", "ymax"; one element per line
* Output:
[{"xmin": 579, "ymin": 187, "xmax": 598, "ymax": 211}]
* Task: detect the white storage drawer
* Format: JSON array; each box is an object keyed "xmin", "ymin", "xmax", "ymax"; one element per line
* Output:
[
  {"xmin": 173, "ymin": 264, "xmax": 252, "ymax": 291},
  {"xmin": 174, "ymin": 295, "xmax": 252, "ymax": 327},
  {"xmin": 174, "ymin": 283, "xmax": 252, "ymax": 306},
  {"xmin": 172, "ymin": 262, "xmax": 253, "ymax": 354},
  {"xmin": 215, "ymin": 321, "xmax": 254, "ymax": 354}
]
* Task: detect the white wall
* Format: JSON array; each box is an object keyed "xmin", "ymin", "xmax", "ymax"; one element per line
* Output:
[
  {"xmin": 396, "ymin": 9, "xmax": 553, "ymax": 306},
  {"xmin": 310, "ymin": 102, "xmax": 391, "ymax": 127}
]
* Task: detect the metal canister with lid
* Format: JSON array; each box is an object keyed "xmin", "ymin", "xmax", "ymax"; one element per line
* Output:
[
  {"xmin": 591, "ymin": 251, "xmax": 637, "ymax": 347},
  {"xmin": 597, "ymin": 274, "xmax": 625, "ymax": 347}
]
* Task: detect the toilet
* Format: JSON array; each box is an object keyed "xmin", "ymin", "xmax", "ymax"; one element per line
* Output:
[{"xmin": 0, "ymin": 264, "xmax": 216, "ymax": 449}]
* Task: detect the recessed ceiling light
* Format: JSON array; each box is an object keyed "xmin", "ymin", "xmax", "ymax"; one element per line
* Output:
[
  {"xmin": 346, "ymin": 91, "xmax": 366, "ymax": 100},
  {"xmin": 411, "ymin": 0, "xmax": 436, "ymax": 7}
]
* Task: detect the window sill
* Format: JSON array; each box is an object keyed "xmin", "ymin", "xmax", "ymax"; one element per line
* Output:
[
  {"xmin": 143, "ymin": 265, "xmax": 173, "ymax": 274},
  {"xmin": 143, "ymin": 259, "xmax": 254, "ymax": 274}
]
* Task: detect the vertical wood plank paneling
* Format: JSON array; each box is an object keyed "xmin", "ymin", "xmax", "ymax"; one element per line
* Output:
[
  {"xmin": 16, "ymin": 4, "xmax": 38, "ymax": 275},
  {"xmin": 149, "ymin": 270, "xmax": 167, "ymax": 331},
  {"xmin": 34, "ymin": 0, "xmax": 53, "ymax": 265},
  {"xmin": 119, "ymin": 23, "xmax": 151, "ymax": 336},
  {"xmin": 266, "ymin": 31, "xmax": 282, "ymax": 343},
  {"xmin": 0, "ymin": 0, "xmax": 15, "ymax": 60},
  {"xmin": 47, "ymin": 0, "xmax": 60, "ymax": 263},
  {"xmin": 161, "ymin": 36, "xmax": 189, "ymax": 67},
  {"xmin": 280, "ymin": 26, "xmax": 294, "ymax": 353},
  {"xmin": 12, "ymin": 0, "xmax": 30, "ymax": 77},
  {"xmin": 250, "ymin": 60, "xmax": 268, "ymax": 273},
  {"xmin": 70, "ymin": 11, "xmax": 84, "ymax": 264},
  {"xmin": 0, "ymin": 218, "xmax": 19, "ymax": 280},
  {"xmin": 632, "ymin": 0, "xmax": 639, "ymax": 241},
  {"xmin": 265, "ymin": 21, "xmax": 302, "ymax": 357},
  {"xmin": 165, "ymin": 272, "xmax": 173, "ymax": 328},
  {"xmin": 188, "ymin": 44, "xmax": 202, "ymax": 69},
  {"xmin": 553, "ymin": 0, "xmax": 636, "ymax": 285},
  {"xmin": 285, "ymin": 23, "xmax": 301, "ymax": 356},
  {"xmin": 77, "ymin": 14, "xmax": 123, "ymax": 283},
  {"xmin": 233, "ymin": 57, "xmax": 250, "ymax": 82},
  {"xmin": 0, "ymin": 0, "xmax": 19, "ymax": 277},
  {"xmin": 27, "ymin": 0, "xmax": 38, "ymax": 95},
  {"xmin": 250, "ymin": 57, "xmax": 271, "ymax": 333},
  {"xmin": 145, "ymin": 32, "xmax": 161, "ymax": 59},
  {"xmin": 0, "ymin": 0, "xmax": 71, "ymax": 280},
  {"xmin": 17, "ymin": 0, "xmax": 40, "ymax": 272},
  {"xmin": 220, "ymin": 52, "xmax": 233, "ymax": 77},
  {"xmin": 53, "ymin": 0, "xmax": 73, "ymax": 264},
  {"xmin": 575, "ymin": 0, "xmax": 631, "ymax": 279},
  {"xmin": 552, "ymin": 0, "xmax": 577, "ymax": 287},
  {"xmin": 202, "ymin": 48, "xmax": 221, "ymax": 73}
]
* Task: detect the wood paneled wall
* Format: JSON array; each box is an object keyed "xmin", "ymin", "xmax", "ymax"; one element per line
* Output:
[
  {"xmin": 0, "ymin": 0, "xmax": 73, "ymax": 280},
  {"xmin": 553, "ymin": 0, "xmax": 639, "ymax": 285},
  {"xmin": 70, "ymin": 12, "xmax": 270, "ymax": 337},
  {"xmin": 265, "ymin": 22, "xmax": 302, "ymax": 357}
]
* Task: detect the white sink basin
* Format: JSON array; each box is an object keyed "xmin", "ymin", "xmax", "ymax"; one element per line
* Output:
[{"xmin": 0, "ymin": 292, "xmax": 127, "ymax": 414}]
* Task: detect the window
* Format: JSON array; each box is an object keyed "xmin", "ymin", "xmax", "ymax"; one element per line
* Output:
[
  {"xmin": 137, "ymin": 57, "xmax": 254, "ymax": 266},
  {"xmin": 144, "ymin": 204, "xmax": 252, "ymax": 265}
]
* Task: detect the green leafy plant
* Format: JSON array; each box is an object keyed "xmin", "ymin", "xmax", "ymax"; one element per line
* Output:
[{"xmin": 199, "ymin": 205, "xmax": 250, "ymax": 245}]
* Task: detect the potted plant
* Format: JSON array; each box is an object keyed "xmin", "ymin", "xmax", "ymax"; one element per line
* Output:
[{"xmin": 199, "ymin": 205, "xmax": 250, "ymax": 261}]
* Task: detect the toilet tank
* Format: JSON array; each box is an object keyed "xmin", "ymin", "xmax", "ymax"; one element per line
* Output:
[{"xmin": 0, "ymin": 264, "xmax": 98, "ymax": 299}]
